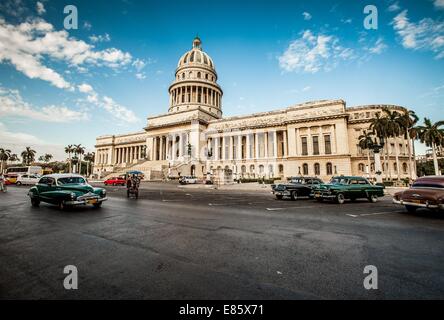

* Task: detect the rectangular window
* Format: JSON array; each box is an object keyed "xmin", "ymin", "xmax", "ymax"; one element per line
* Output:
[
  {"xmin": 324, "ymin": 135, "xmax": 331, "ymax": 154},
  {"xmin": 301, "ymin": 137, "xmax": 308, "ymax": 156},
  {"xmin": 312, "ymin": 136, "xmax": 319, "ymax": 155}
]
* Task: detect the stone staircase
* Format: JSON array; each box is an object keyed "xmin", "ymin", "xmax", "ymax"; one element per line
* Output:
[{"xmin": 102, "ymin": 160, "xmax": 168, "ymax": 181}]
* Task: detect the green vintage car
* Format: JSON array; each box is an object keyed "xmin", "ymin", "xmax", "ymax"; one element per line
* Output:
[
  {"xmin": 28, "ymin": 174, "xmax": 107, "ymax": 210},
  {"xmin": 311, "ymin": 176, "xmax": 384, "ymax": 204}
]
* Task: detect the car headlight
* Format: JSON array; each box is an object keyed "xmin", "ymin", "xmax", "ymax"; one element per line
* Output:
[
  {"xmin": 102, "ymin": 190, "xmax": 106, "ymax": 196},
  {"xmin": 70, "ymin": 192, "xmax": 76, "ymax": 200}
]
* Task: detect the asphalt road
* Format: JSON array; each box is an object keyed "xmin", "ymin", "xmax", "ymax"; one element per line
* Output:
[{"xmin": 1, "ymin": 182, "xmax": 444, "ymax": 299}]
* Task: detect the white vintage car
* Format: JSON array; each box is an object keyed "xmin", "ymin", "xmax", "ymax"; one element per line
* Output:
[{"xmin": 16, "ymin": 174, "xmax": 40, "ymax": 186}]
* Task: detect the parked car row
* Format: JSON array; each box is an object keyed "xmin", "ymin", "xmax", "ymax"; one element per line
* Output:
[
  {"xmin": 272, "ymin": 175, "xmax": 444, "ymax": 213},
  {"xmin": 272, "ymin": 176, "xmax": 384, "ymax": 204}
]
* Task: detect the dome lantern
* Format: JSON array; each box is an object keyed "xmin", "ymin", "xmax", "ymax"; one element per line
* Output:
[{"xmin": 192, "ymin": 36, "xmax": 202, "ymax": 50}]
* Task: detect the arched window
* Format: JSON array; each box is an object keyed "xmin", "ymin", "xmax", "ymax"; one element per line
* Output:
[
  {"xmin": 403, "ymin": 163, "xmax": 408, "ymax": 173},
  {"xmin": 326, "ymin": 162, "xmax": 333, "ymax": 175},
  {"xmin": 197, "ymin": 72, "xmax": 201, "ymax": 79},
  {"xmin": 303, "ymin": 163, "xmax": 309, "ymax": 175},
  {"xmin": 278, "ymin": 164, "xmax": 284, "ymax": 174},
  {"xmin": 182, "ymin": 73, "xmax": 185, "ymax": 79},
  {"xmin": 394, "ymin": 162, "xmax": 397, "ymax": 171},
  {"xmin": 250, "ymin": 164, "xmax": 255, "ymax": 173},
  {"xmin": 314, "ymin": 163, "xmax": 320, "ymax": 175},
  {"xmin": 259, "ymin": 165, "xmax": 264, "ymax": 174},
  {"xmin": 190, "ymin": 165, "xmax": 195, "ymax": 176},
  {"xmin": 205, "ymin": 74, "xmax": 208, "ymax": 80},
  {"xmin": 358, "ymin": 163, "xmax": 365, "ymax": 172},
  {"xmin": 268, "ymin": 164, "xmax": 274, "ymax": 176}
]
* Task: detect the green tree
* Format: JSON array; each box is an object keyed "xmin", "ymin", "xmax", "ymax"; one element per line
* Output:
[
  {"xmin": 21, "ymin": 147, "xmax": 36, "ymax": 166},
  {"xmin": 65, "ymin": 145, "xmax": 74, "ymax": 173},
  {"xmin": 398, "ymin": 110, "xmax": 419, "ymax": 179},
  {"xmin": 74, "ymin": 144, "xmax": 85, "ymax": 175},
  {"xmin": 415, "ymin": 118, "xmax": 444, "ymax": 175},
  {"xmin": 358, "ymin": 130, "xmax": 374, "ymax": 177},
  {"xmin": 83, "ymin": 152, "xmax": 95, "ymax": 177},
  {"xmin": 0, "ymin": 148, "xmax": 12, "ymax": 173}
]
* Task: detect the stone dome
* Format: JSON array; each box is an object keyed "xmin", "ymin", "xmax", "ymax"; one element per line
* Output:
[{"xmin": 177, "ymin": 37, "xmax": 215, "ymax": 69}]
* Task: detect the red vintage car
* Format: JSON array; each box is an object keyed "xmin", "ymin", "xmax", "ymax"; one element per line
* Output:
[
  {"xmin": 393, "ymin": 176, "xmax": 444, "ymax": 213},
  {"xmin": 104, "ymin": 176, "xmax": 126, "ymax": 186}
]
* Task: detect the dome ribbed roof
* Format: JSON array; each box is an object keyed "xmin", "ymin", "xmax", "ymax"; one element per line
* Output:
[{"xmin": 177, "ymin": 37, "xmax": 215, "ymax": 69}]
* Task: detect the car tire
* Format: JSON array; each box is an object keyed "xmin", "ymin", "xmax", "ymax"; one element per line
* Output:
[
  {"xmin": 59, "ymin": 201, "xmax": 66, "ymax": 210},
  {"xmin": 405, "ymin": 205, "xmax": 417, "ymax": 213},
  {"xmin": 93, "ymin": 202, "xmax": 102, "ymax": 208},
  {"xmin": 16, "ymin": 181, "xmax": 22, "ymax": 186},
  {"xmin": 368, "ymin": 194, "xmax": 378, "ymax": 203},
  {"xmin": 275, "ymin": 195, "xmax": 283, "ymax": 200},
  {"xmin": 290, "ymin": 191, "xmax": 298, "ymax": 201},
  {"xmin": 336, "ymin": 193, "xmax": 345, "ymax": 204},
  {"xmin": 112, "ymin": 183, "xmax": 116, "ymax": 186},
  {"xmin": 31, "ymin": 198, "xmax": 40, "ymax": 207}
]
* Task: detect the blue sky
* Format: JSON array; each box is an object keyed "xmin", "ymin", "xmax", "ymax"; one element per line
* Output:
[{"xmin": 0, "ymin": 0, "xmax": 443, "ymax": 160}]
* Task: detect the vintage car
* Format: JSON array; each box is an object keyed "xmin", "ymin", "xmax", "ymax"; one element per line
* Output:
[
  {"xmin": 312, "ymin": 176, "xmax": 385, "ymax": 204},
  {"xmin": 28, "ymin": 174, "xmax": 107, "ymax": 210},
  {"xmin": 393, "ymin": 176, "xmax": 444, "ymax": 213},
  {"xmin": 272, "ymin": 176, "xmax": 324, "ymax": 200},
  {"xmin": 179, "ymin": 176, "xmax": 198, "ymax": 185},
  {"xmin": 104, "ymin": 176, "xmax": 126, "ymax": 186},
  {"xmin": 16, "ymin": 174, "xmax": 40, "ymax": 186}
]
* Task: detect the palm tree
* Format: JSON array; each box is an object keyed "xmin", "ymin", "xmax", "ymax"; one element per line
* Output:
[
  {"xmin": 9, "ymin": 153, "xmax": 19, "ymax": 164},
  {"xmin": 382, "ymin": 107, "xmax": 403, "ymax": 180},
  {"xmin": 415, "ymin": 118, "xmax": 444, "ymax": 175},
  {"xmin": 0, "ymin": 148, "xmax": 11, "ymax": 173},
  {"xmin": 74, "ymin": 144, "xmax": 85, "ymax": 175},
  {"xmin": 399, "ymin": 110, "xmax": 419, "ymax": 179},
  {"xmin": 83, "ymin": 152, "xmax": 95, "ymax": 177},
  {"xmin": 358, "ymin": 130, "xmax": 375, "ymax": 177},
  {"xmin": 44, "ymin": 154, "xmax": 53, "ymax": 163},
  {"xmin": 65, "ymin": 145, "xmax": 74, "ymax": 173},
  {"xmin": 370, "ymin": 112, "xmax": 388, "ymax": 179},
  {"xmin": 21, "ymin": 147, "xmax": 36, "ymax": 166}
]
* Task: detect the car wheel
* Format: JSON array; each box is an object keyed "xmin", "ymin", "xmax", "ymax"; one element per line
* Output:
[
  {"xmin": 93, "ymin": 202, "xmax": 102, "ymax": 208},
  {"xmin": 31, "ymin": 198, "xmax": 40, "ymax": 207},
  {"xmin": 59, "ymin": 201, "xmax": 66, "ymax": 210},
  {"xmin": 290, "ymin": 191, "xmax": 298, "ymax": 201},
  {"xmin": 336, "ymin": 193, "xmax": 345, "ymax": 204},
  {"xmin": 112, "ymin": 183, "xmax": 116, "ymax": 186},
  {"xmin": 405, "ymin": 205, "xmax": 417, "ymax": 213},
  {"xmin": 368, "ymin": 194, "xmax": 378, "ymax": 203},
  {"xmin": 16, "ymin": 181, "xmax": 22, "ymax": 186},
  {"xmin": 275, "ymin": 195, "xmax": 283, "ymax": 200}
]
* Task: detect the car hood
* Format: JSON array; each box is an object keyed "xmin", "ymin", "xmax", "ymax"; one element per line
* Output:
[{"xmin": 58, "ymin": 184, "xmax": 95, "ymax": 193}]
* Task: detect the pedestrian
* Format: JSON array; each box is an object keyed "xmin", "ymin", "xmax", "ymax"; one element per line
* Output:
[{"xmin": 0, "ymin": 172, "xmax": 7, "ymax": 193}]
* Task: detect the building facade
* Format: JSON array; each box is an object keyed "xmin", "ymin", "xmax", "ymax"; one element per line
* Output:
[{"xmin": 95, "ymin": 37, "xmax": 414, "ymax": 181}]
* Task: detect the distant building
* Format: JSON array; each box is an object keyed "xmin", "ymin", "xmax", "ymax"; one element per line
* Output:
[{"xmin": 95, "ymin": 37, "xmax": 413, "ymax": 181}]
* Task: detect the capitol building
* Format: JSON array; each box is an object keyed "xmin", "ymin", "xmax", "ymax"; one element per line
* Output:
[{"xmin": 94, "ymin": 37, "xmax": 413, "ymax": 182}]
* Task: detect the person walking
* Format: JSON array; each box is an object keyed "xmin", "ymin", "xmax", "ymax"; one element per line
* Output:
[{"xmin": 0, "ymin": 172, "xmax": 7, "ymax": 192}]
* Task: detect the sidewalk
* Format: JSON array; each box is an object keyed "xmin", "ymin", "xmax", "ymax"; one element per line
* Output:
[{"xmin": 178, "ymin": 182, "xmax": 272, "ymax": 191}]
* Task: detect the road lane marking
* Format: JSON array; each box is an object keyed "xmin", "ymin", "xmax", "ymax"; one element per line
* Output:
[
  {"xmin": 346, "ymin": 211, "xmax": 400, "ymax": 217},
  {"xmin": 266, "ymin": 206, "xmax": 318, "ymax": 211}
]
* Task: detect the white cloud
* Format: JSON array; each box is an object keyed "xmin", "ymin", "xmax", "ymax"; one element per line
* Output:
[
  {"xmin": 302, "ymin": 86, "xmax": 311, "ymax": 92},
  {"xmin": 132, "ymin": 58, "xmax": 146, "ymax": 71},
  {"xmin": 302, "ymin": 12, "xmax": 312, "ymax": 21},
  {"xmin": 36, "ymin": 1, "xmax": 45, "ymax": 15},
  {"xmin": 369, "ymin": 38, "xmax": 388, "ymax": 54},
  {"xmin": 135, "ymin": 73, "xmax": 146, "ymax": 80},
  {"xmin": 278, "ymin": 30, "xmax": 354, "ymax": 73},
  {"xmin": 0, "ymin": 122, "xmax": 67, "ymax": 161},
  {"xmin": 0, "ymin": 18, "xmax": 133, "ymax": 89},
  {"xmin": 83, "ymin": 21, "xmax": 92, "ymax": 30},
  {"xmin": 79, "ymin": 86, "xmax": 139, "ymax": 123},
  {"xmin": 78, "ymin": 83, "xmax": 93, "ymax": 93},
  {"xmin": 434, "ymin": 0, "xmax": 444, "ymax": 10},
  {"xmin": 89, "ymin": 33, "xmax": 111, "ymax": 43},
  {"xmin": 388, "ymin": 1, "xmax": 401, "ymax": 12},
  {"xmin": 0, "ymin": 86, "xmax": 88, "ymax": 122},
  {"xmin": 392, "ymin": 10, "xmax": 444, "ymax": 59}
]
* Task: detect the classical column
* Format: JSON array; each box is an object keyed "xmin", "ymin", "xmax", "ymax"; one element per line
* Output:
[
  {"xmin": 229, "ymin": 136, "xmax": 233, "ymax": 160},
  {"xmin": 179, "ymin": 133, "xmax": 184, "ymax": 158},
  {"xmin": 272, "ymin": 131, "xmax": 277, "ymax": 158},
  {"xmin": 222, "ymin": 136, "xmax": 226, "ymax": 160},
  {"xmin": 172, "ymin": 134, "xmax": 177, "ymax": 161},
  {"xmin": 246, "ymin": 134, "xmax": 251, "ymax": 159},
  {"xmin": 215, "ymin": 135, "xmax": 219, "ymax": 160},
  {"xmin": 255, "ymin": 133, "xmax": 259, "ymax": 159},
  {"xmin": 264, "ymin": 132, "xmax": 268, "ymax": 158},
  {"xmin": 159, "ymin": 136, "xmax": 164, "ymax": 160},
  {"xmin": 237, "ymin": 135, "xmax": 242, "ymax": 160},
  {"xmin": 283, "ymin": 130, "xmax": 288, "ymax": 157}
]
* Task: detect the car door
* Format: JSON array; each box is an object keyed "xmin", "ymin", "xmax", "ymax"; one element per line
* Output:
[
  {"xmin": 37, "ymin": 177, "xmax": 57, "ymax": 203},
  {"xmin": 348, "ymin": 179, "xmax": 363, "ymax": 198}
]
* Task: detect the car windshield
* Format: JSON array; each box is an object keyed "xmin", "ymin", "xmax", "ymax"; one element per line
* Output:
[
  {"xmin": 330, "ymin": 178, "xmax": 349, "ymax": 185},
  {"xmin": 57, "ymin": 177, "xmax": 86, "ymax": 185},
  {"xmin": 289, "ymin": 178, "xmax": 303, "ymax": 184},
  {"xmin": 412, "ymin": 183, "xmax": 444, "ymax": 189}
]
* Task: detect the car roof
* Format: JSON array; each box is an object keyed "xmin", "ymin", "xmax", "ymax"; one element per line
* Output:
[
  {"xmin": 42, "ymin": 174, "xmax": 84, "ymax": 179},
  {"xmin": 332, "ymin": 176, "xmax": 367, "ymax": 179},
  {"xmin": 415, "ymin": 176, "xmax": 444, "ymax": 184}
]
